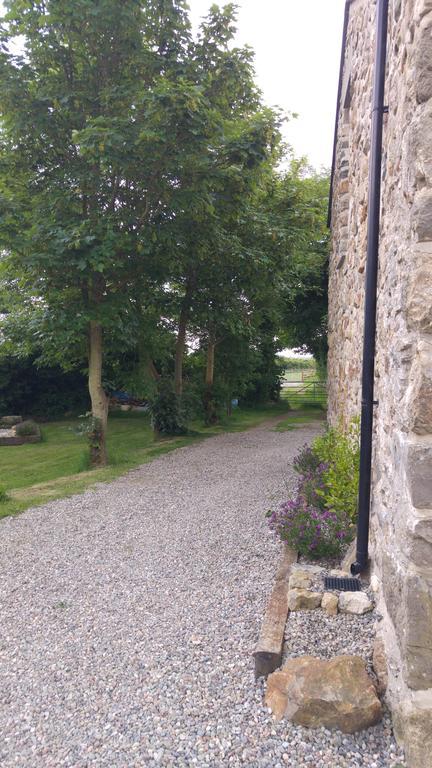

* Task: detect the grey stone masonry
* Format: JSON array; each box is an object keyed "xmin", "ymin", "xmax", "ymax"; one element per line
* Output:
[{"xmin": 328, "ymin": 1, "xmax": 432, "ymax": 766}]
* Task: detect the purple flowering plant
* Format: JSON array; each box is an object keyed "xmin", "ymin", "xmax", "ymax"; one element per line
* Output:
[{"xmin": 267, "ymin": 443, "xmax": 353, "ymax": 559}]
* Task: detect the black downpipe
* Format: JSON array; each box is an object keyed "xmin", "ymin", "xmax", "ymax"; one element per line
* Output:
[{"xmin": 351, "ymin": 0, "xmax": 389, "ymax": 576}]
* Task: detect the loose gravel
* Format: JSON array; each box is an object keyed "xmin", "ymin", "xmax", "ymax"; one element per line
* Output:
[{"xmin": 0, "ymin": 419, "xmax": 405, "ymax": 767}]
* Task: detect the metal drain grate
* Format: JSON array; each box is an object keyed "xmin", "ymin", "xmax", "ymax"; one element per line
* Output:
[{"xmin": 324, "ymin": 577, "xmax": 361, "ymax": 592}]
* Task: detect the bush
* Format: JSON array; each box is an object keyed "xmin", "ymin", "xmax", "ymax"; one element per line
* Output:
[
  {"xmin": 0, "ymin": 355, "xmax": 89, "ymax": 419},
  {"xmin": 15, "ymin": 420, "xmax": 40, "ymax": 437},
  {"xmin": 150, "ymin": 382, "xmax": 188, "ymax": 436},
  {"xmin": 268, "ymin": 495, "xmax": 350, "ymax": 560},
  {"xmin": 267, "ymin": 419, "xmax": 359, "ymax": 558},
  {"xmin": 0, "ymin": 485, "xmax": 9, "ymax": 502},
  {"xmin": 293, "ymin": 444, "xmax": 322, "ymax": 475},
  {"xmin": 313, "ymin": 419, "xmax": 360, "ymax": 523}
]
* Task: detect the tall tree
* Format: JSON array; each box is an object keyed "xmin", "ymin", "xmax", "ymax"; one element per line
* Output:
[{"xmin": 0, "ymin": 0, "xmax": 216, "ymax": 464}]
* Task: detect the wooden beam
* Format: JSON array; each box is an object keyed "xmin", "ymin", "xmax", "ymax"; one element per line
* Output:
[{"xmin": 253, "ymin": 545, "xmax": 298, "ymax": 679}]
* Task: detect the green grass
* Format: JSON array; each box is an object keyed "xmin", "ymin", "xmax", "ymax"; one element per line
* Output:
[
  {"xmin": 273, "ymin": 410, "xmax": 326, "ymax": 432},
  {"xmin": 0, "ymin": 402, "xmax": 293, "ymax": 519}
]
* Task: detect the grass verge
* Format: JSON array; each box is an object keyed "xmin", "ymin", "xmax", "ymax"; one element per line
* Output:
[
  {"xmin": 273, "ymin": 410, "xmax": 326, "ymax": 433},
  {"xmin": 0, "ymin": 402, "xmax": 293, "ymax": 519}
]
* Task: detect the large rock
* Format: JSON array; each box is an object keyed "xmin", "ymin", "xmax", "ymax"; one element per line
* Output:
[
  {"xmin": 287, "ymin": 589, "xmax": 322, "ymax": 611},
  {"xmin": 338, "ymin": 592, "xmax": 373, "ymax": 615},
  {"xmin": 322, "ymin": 592, "xmax": 339, "ymax": 616},
  {"xmin": 265, "ymin": 655, "xmax": 382, "ymax": 733},
  {"xmin": 288, "ymin": 570, "xmax": 312, "ymax": 590}
]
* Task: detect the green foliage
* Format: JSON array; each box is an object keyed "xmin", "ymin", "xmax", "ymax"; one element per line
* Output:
[
  {"xmin": 150, "ymin": 381, "xmax": 188, "ymax": 436},
  {"xmin": 0, "ymin": 485, "xmax": 9, "ymax": 503},
  {"xmin": 0, "ymin": 0, "xmax": 330, "ymax": 443},
  {"xmin": 268, "ymin": 422, "xmax": 359, "ymax": 560},
  {"xmin": 278, "ymin": 165, "xmax": 330, "ymax": 369},
  {"xmin": 278, "ymin": 357, "xmax": 315, "ymax": 372},
  {"xmin": 0, "ymin": 354, "xmax": 89, "ymax": 418},
  {"xmin": 274, "ymin": 412, "xmax": 325, "ymax": 433},
  {"xmin": 313, "ymin": 419, "xmax": 360, "ymax": 523},
  {"xmin": 15, "ymin": 420, "xmax": 40, "ymax": 437}
]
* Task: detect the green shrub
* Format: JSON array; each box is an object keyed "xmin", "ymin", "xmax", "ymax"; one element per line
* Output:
[
  {"xmin": 150, "ymin": 382, "xmax": 188, "ymax": 436},
  {"xmin": 15, "ymin": 420, "xmax": 40, "ymax": 437},
  {"xmin": 313, "ymin": 418, "xmax": 360, "ymax": 523},
  {"xmin": 0, "ymin": 485, "xmax": 9, "ymax": 502},
  {"xmin": 268, "ymin": 419, "xmax": 359, "ymax": 559}
]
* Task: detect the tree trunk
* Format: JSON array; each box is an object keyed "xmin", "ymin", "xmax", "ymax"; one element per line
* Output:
[
  {"xmin": 204, "ymin": 335, "xmax": 218, "ymax": 425},
  {"xmin": 205, "ymin": 338, "xmax": 215, "ymax": 388},
  {"xmin": 138, "ymin": 337, "xmax": 160, "ymax": 391},
  {"xmin": 88, "ymin": 320, "xmax": 108, "ymax": 467},
  {"xmin": 174, "ymin": 276, "xmax": 195, "ymax": 396},
  {"xmin": 174, "ymin": 312, "xmax": 187, "ymax": 396}
]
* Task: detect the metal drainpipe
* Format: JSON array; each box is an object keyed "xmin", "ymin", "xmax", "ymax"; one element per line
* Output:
[{"xmin": 351, "ymin": 0, "xmax": 389, "ymax": 576}]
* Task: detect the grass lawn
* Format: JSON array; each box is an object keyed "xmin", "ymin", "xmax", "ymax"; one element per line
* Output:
[
  {"xmin": 0, "ymin": 401, "xmax": 296, "ymax": 519},
  {"xmin": 273, "ymin": 410, "xmax": 326, "ymax": 432}
]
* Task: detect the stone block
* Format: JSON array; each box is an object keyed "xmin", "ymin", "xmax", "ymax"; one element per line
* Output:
[
  {"xmin": 406, "ymin": 266, "xmax": 432, "ymax": 331},
  {"xmin": 381, "ymin": 550, "xmax": 432, "ymax": 689},
  {"xmin": 287, "ymin": 589, "xmax": 322, "ymax": 611},
  {"xmin": 381, "ymin": 550, "xmax": 404, "ymax": 641},
  {"xmin": 408, "ymin": 106, "xmax": 432, "ymax": 188},
  {"xmin": 322, "ymin": 592, "xmax": 338, "ymax": 616},
  {"xmin": 413, "ymin": 190, "xmax": 432, "ymax": 241},
  {"xmin": 288, "ymin": 571, "xmax": 312, "ymax": 590},
  {"xmin": 339, "ymin": 592, "xmax": 373, "ymax": 615},
  {"xmin": 410, "ymin": 373, "xmax": 432, "ymax": 434},
  {"xmin": 393, "ymin": 702, "xmax": 432, "ymax": 768},
  {"xmin": 404, "ymin": 574, "xmax": 432, "ymax": 688},
  {"xmin": 415, "ymin": 27, "xmax": 432, "ymax": 104},
  {"xmin": 407, "ymin": 515, "xmax": 432, "ymax": 568},
  {"xmin": 372, "ymin": 636, "xmax": 388, "ymax": 695},
  {"xmin": 407, "ymin": 442, "xmax": 432, "ymax": 508},
  {"xmin": 415, "ymin": 0, "xmax": 432, "ymax": 23}
]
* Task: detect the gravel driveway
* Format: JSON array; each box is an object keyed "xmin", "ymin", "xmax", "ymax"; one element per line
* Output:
[{"xmin": 0, "ymin": 420, "xmax": 403, "ymax": 767}]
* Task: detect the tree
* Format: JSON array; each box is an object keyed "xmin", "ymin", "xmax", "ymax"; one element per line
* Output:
[
  {"xmin": 277, "ymin": 165, "xmax": 330, "ymax": 375},
  {"xmin": 159, "ymin": 3, "xmax": 281, "ymax": 398},
  {"xmin": 0, "ymin": 0, "xmax": 219, "ymax": 464}
]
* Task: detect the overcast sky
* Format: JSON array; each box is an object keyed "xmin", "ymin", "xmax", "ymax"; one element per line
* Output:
[
  {"xmin": 189, "ymin": 0, "xmax": 346, "ymax": 170},
  {"xmin": 0, "ymin": 0, "xmax": 346, "ymax": 170}
]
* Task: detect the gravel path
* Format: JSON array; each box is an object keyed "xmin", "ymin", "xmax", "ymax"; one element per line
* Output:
[{"xmin": 0, "ymin": 420, "xmax": 404, "ymax": 767}]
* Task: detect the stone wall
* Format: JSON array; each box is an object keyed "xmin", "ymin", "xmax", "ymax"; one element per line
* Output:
[{"xmin": 328, "ymin": 1, "xmax": 432, "ymax": 765}]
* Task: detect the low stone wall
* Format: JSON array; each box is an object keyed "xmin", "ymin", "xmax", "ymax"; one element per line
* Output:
[{"xmin": 328, "ymin": 1, "xmax": 432, "ymax": 764}]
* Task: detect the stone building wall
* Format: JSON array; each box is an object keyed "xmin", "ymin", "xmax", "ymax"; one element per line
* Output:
[{"xmin": 328, "ymin": 1, "xmax": 432, "ymax": 765}]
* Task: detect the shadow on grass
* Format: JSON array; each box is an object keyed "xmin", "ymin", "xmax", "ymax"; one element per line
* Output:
[{"xmin": 0, "ymin": 402, "xmax": 295, "ymax": 520}]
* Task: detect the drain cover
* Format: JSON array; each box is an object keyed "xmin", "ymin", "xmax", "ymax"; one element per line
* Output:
[{"xmin": 324, "ymin": 577, "xmax": 361, "ymax": 592}]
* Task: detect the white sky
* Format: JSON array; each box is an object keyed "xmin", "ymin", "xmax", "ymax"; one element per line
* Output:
[
  {"xmin": 189, "ymin": 0, "xmax": 346, "ymax": 170},
  {"xmin": 0, "ymin": 0, "xmax": 346, "ymax": 169}
]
